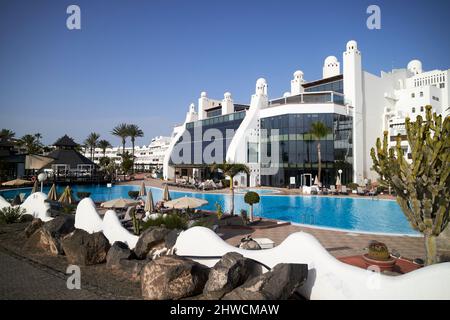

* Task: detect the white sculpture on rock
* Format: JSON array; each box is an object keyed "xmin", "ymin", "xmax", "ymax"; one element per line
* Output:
[
  {"xmin": 20, "ymin": 192, "xmax": 53, "ymax": 222},
  {"xmin": 174, "ymin": 227, "xmax": 450, "ymax": 300},
  {"xmin": 102, "ymin": 210, "xmax": 139, "ymax": 249},
  {"xmin": 0, "ymin": 195, "xmax": 11, "ymax": 211},
  {"xmin": 74, "ymin": 198, "xmax": 103, "ymax": 233}
]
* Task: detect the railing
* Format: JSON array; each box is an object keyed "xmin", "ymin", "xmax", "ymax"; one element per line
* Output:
[{"xmin": 268, "ymin": 91, "xmax": 345, "ymax": 107}]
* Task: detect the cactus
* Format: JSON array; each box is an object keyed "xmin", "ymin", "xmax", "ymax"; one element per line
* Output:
[
  {"xmin": 367, "ymin": 241, "xmax": 390, "ymax": 261},
  {"xmin": 371, "ymin": 105, "xmax": 450, "ymax": 265}
]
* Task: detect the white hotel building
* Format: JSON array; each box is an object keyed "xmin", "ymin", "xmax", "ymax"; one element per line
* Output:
[
  {"xmin": 86, "ymin": 136, "xmax": 171, "ymax": 171},
  {"xmin": 163, "ymin": 40, "xmax": 449, "ymax": 188}
]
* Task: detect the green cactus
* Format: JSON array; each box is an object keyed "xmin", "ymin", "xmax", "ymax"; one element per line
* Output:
[
  {"xmin": 367, "ymin": 241, "xmax": 390, "ymax": 261},
  {"xmin": 371, "ymin": 105, "xmax": 450, "ymax": 265}
]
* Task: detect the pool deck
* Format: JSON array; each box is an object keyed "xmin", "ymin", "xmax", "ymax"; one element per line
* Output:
[{"xmin": 118, "ymin": 176, "xmax": 445, "ymax": 262}]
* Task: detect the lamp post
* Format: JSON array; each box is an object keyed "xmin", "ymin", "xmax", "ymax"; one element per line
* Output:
[
  {"xmin": 37, "ymin": 172, "xmax": 48, "ymax": 192},
  {"xmin": 338, "ymin": 169, "xmax": 343, "ymax": 192}
]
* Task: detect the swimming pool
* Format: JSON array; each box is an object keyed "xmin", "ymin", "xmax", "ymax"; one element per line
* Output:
[{"xmin": 0, "ymin": 184, "xmax": 418, "ymax": 235}]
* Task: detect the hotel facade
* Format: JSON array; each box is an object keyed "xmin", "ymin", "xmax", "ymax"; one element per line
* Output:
[
  {"xmin": 85, "ymin": 136, "xmax": 171, "ymax": 171},
  {"xmin": 163, "ymin": 40, "xmax": 449, "ymax": 188}
]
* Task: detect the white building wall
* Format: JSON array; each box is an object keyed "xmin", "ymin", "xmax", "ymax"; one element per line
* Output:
[{"xmin": 343, "ymin": 40, "xmax": 365, "ymax": 184}]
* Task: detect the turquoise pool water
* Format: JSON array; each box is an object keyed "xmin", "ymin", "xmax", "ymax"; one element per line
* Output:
[{"xmin": 0, "ymin": 184, "xmax": 418, "ymax": 235}]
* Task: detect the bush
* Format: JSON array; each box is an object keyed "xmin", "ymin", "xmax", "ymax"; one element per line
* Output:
[
  {"xmin": 0, "ymin": 206, "xmax": 26, "ymax": 224},
  {"xmin": 215, "ymin": 202, "xmax": 223, "ymax": 220},
  {"xmin": 61, "ymin": 204, "xmax": 76, "ymax": 214},
  {"xmin": 240, "ymin": 209, "xmax": 249, "ymax": 225},
  {"xmin": 190, "ymin": 218, "xmax": 214, "ymax": 229},
  {"xmin": 221, "ymin": 179, "xmax": 230, "ymax": 188},
  {"xmin": 128, "ymin": 190, "xmax": 140, "ymax": 199},
  {"xmin": 76, "ymin": 192, "xmax": 91, "ymax": 200},
  {"xmin": 347, "ymin": 183, "xmax": 359, "ymax": 190},
  {"xmin": 142, "ymin": 213, "xmax": 188, "ymax": 230},
  {"xmin": 244, "ymin": 191, "xmax": 260, "ymax": 206}
]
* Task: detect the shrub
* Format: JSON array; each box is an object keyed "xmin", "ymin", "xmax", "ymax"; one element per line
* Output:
[
  {"xmin": 221, "ymin": 179, "xmax": 230, "ymax": 188},
  {"xmin": 215, "ymin": 202, "xmax": 223, "ymax": 220},
  {"xmin": 0, "ymin": 206, "xmax": 26, "ymax": 224},
  {"xmin": 61, "ymin": 204, "xmax": 76, "ymax": 214},
  {"xmin": 244, "ymin": 191, "xmax": 260, "ymax": 222},
  {"xmin": 76, "ymin": 192, "xmax": 91, "ymax": 200},
  {"xmin": 128, "ymin": 190, "xmax": 139, "ymax": 199},
  {"xmin": 346, "ymin": 182, "xmax": 359, "ymax": 190},
  {"xmin": 240, "ymin": 209, "xmax": 249, "ymax": 225},
  {"xmin": 142, "ymin": 213, "xmax": 188, "ymax": 230}
]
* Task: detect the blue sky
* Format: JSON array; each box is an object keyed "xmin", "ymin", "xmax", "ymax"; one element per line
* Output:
[{"xmin": 0, "ymin": 0, "xmax": 449, "ymax": 146}]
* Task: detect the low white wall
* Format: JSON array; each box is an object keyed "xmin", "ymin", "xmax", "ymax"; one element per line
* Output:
[{"xmin": 174, "ymin": 227, "xmax": 450, "ymax": 300}]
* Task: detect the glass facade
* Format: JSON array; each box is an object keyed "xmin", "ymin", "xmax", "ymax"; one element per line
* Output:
[
  {"xmin": 171, "ymin": 111, "xmax": 246, "ymax": 165},
  {"xmin": 206, "ymin": 108, "xmax": 222, "ymax": 118},
  {"xmin": 260, "ymin": 113, "xmax": 353, "ymax": 187},
  {"xmin": 304, "ymin": 79, "xmax": 343, "ymax": 94}
]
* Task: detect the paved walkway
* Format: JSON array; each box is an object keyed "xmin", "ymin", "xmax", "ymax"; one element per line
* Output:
[
  {"xmin": 220, "ymin": 224, "xmax": 426, "ymax": 260},
  {"xmin": 0, "ymin": 248, "xmax": 103, "ymax": 300}
]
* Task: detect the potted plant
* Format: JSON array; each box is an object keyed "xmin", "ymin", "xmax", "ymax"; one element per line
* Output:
[{"xmin": 362, "ymin": 241, "xmax": 396, "ymax": 271}]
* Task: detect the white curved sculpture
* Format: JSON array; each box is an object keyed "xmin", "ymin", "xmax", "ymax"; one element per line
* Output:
[
  {"xmin": 0, "ymin": 195, "xmax": 11, "ymax": 211},
  {"xmin": 74, "ymin": 198, "xmax": 103, "ymax": 233},
  {"xmin": 102, "ymin": 210, "xmax": 139, "ymax": 249},
  {"xmin": 174, "ymin": 227, "xmax": 450, "ymax": 300},
  {"xmin": 20, "ymin": 192, "xmax": 53, "ymax": 222}
]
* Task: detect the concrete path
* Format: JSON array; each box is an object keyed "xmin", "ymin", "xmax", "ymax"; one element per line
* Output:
[{"xmin": 0, "ymin": 249, "xmax": 103, "ymax": 300}]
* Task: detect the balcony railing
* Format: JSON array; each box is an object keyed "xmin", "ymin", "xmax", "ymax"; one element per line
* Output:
[{"xmin": 268, "ymin": 91, "xmax": 345, "ymax": 107}]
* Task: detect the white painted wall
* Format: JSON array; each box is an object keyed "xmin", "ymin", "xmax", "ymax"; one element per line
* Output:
[{"xmin": 175, "ymin": 227, "xmax": 450, "ymax": 300}]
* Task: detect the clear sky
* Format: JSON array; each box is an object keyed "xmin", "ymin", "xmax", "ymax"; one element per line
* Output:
[{"xmin": 0, "ymin": 0, "xmax": 449, "ymax": 147}]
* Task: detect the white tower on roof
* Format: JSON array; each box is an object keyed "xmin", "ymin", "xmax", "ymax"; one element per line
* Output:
[
  {"xmin": 323, "ymin": 56, "xmax": 340, "ymax": 78},
  {"xmin": 222, "ymin": 92, "xmax": 234, "ymax": 115},
  {"xmin": 290, "ymin": 70, "xmax": 305, "ymax": 95},
  {"xmin": 343, "ymin": 40, "xmax": 364, "ymax": 183},
  {"xmin": 198, "ymin": 91, "xmax": 208, "ymax": 120},
  {"xmin": 407, "ymin": 59, "xmax": 423, "ymax": 75},
  {"xmin": 255, "ymin": 78, "xmax": 268, "ymax": 96}
]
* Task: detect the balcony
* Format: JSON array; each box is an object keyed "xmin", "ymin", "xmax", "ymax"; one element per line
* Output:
[{"xmin": 268, "ymin": 91, "xmax": 345, "ymax": 108}]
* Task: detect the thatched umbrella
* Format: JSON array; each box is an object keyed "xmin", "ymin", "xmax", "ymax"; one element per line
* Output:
[
  {"xmin": 101, "ymin": 198, "xmax": 140, "ymax": 209},
  {"xmin": 58, "ymin": 186, "xmax": 73, "ymax": 204},
  {"xmin": 138, "ymin": 181, "xmax": 146, "ymax": 197},
  {"xmin": 144, "ymin": 189, "xmax": 154, "ymax": 212},
  {"xmin": 31, "ymin": 180, "xmax": 39, "ymax": 194},
  {"xmin": 164, "ymin": 196, "xmax": 207, "ymax": 209},
  {"xmin": 162, "ymin": 184, "xmax": 171, "ymax": 201},
  {"xmin": 314, "ymin": 175, "xmax": 320, "ymax": 186},
  {"xmin": 47, "ymin": 183, "xmax": 58, "ymax": 201},
  {"xmin": 1, "ymin": 178, "xmax": 32, "ymax": 187}
]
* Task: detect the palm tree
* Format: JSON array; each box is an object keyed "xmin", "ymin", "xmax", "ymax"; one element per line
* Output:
[
  {"xmin": 34, "ymin": 133, "xmax": 42, "ymax": 145},
  {"xmin": 97, "ymin": 139, "xmax": 112, "ymax": 157},
  {"xmin": 126, "ymin": 124, "xmax": 144, "ymax": 173},
  {"xmin": 18, "ymin": 134, "xmax": 42, "ymax": 154},
  {"xmin": 211, "ymin": 161, "xmax": 250, "ymax": 215},
  {"xmin": 0, "ymin": 129, "xmax": 15, "ymax": 141},
  {"xmin": 310, "ymin": 121, "xmax": 331, "ymax": 185},
  {"xmin": 84, "ymin": 132, "xmax": 100, "ymax": 161},
  {"xmin": 111, "ymin": 123, "xmax": 129, "ymax": 156}
]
